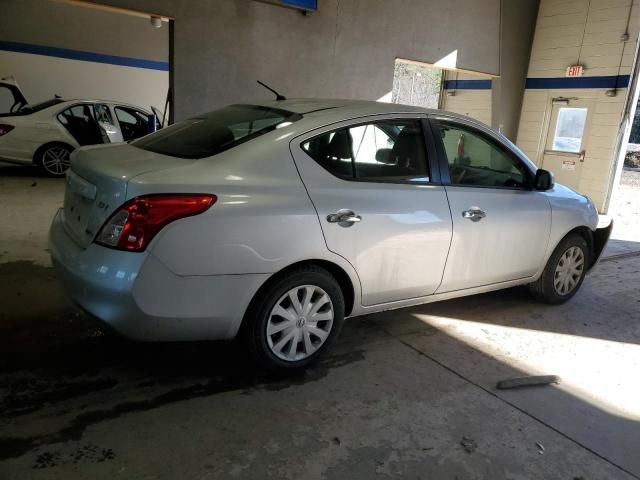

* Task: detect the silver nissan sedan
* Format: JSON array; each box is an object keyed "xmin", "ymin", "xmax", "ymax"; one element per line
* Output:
[{"xmin": 49, "ymin": 99, "xmax": 612, "ymax": 371}]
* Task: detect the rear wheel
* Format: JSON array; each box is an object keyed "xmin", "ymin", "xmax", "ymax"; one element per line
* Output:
[
  {"xmin": 244, "ymin": 265, "xmax": 344, "ymax": 372},
  {"xmin": 528, "ymin": 233, "xmax": 589, "ymax": 304},
  {"xmin": 37, "ymin": 143, "xmax": 73, "ymax": 177}
]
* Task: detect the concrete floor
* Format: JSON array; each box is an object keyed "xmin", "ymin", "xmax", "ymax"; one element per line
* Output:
[{"xmin": 1, "ymin": 163, "xmax": 640, "ymax": 479}]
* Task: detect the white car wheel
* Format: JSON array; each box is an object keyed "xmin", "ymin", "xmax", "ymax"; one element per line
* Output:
[
  {"xmin": 244, "ymin": 265, "xmax": 345, "ymax": 372},
  {"xmin": 553, "ymin": 246, "xmax": 585, "ymax": 296},
  {"xmin": 529, "ymin": 233, "xmax": 589, "ymax": 304},
  {"xmin": 266, "ymin": 285, "xmax": 334, "ymax": 362}
]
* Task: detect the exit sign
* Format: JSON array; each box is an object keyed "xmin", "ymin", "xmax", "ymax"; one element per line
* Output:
[{"xmin": 566, "ymin": 65, "xmax": 584, "ymax": 77}]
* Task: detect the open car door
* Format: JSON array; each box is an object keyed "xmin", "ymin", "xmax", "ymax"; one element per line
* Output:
[
  {"xmin": 151, "ymin": 106, "xmax": 165, "ymax": 131},
  {"xmin": 0, "ymin": 77, "xmax": 28, "ymax": 115}
]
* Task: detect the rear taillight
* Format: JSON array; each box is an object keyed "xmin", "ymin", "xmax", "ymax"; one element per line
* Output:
[
  {"xmin": 0, "ymin": 124, "xmax": 14, "ymax": 136},
  {"xmin": 95, "ymin": 194, "xmax": 216, "ymax": 251}
]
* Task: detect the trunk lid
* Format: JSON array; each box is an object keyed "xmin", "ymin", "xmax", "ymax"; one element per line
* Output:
[
  {"xmin": 63, "ymin": 143, "xmax": 193, "ymax": 248},
  {"xmin": 0, "ymin": 77, "xmax": 28, "ymax": 115}
]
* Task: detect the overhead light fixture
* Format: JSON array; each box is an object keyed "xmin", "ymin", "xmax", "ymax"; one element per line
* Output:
[{"xmin": 150, "ymin": 16, "xmax": 162, "ymax": 28}]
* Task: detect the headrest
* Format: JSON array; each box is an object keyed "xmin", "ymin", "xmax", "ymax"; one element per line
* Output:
[
  {"xmin": 391, "ymin": 127, "xmax": 423, "ymax": 168},
  {"xmin": 322, "ymin": 129, "xmax": 352, "ymax": 159}
]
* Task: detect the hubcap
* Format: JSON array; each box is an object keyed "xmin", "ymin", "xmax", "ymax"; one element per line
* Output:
[
  {"xmin": 554, "ymin": 246, "xmax": 585, "ymax": 296},
  {"xmin": 42, "ymin": 146, "xmax": 71, "ymax": 175},
  {"xmin": 266, "ymin": 285, "xmax": 334, "ymax": 362}
]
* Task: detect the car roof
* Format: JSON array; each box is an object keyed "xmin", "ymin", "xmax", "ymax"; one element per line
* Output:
[
  {"xmin": 59, "ymin": 99, "xmax": 150, "ymax": 109},
  {"xmin": 245, "ymin": 98, "xmax": 537, "ymax": 173},
  {"xmin": 249, "ymin": 98, "xmax": 484, "ymax": 128}
]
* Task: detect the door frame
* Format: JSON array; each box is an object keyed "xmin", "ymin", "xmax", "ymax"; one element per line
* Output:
[
  {"xmin": 289, "ymin": 112, "xmax": 453, "ymax": 305},
  {"xmin": 538, "ymin": 97, "xmax": 595, "ymax": 191},
  {"xmin": 425, "ymin": 114, "xmax": 551, "ymax": 292}
]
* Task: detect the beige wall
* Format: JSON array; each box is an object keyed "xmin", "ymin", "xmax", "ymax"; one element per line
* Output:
[
  {"xmin": 441, "ymin": 72, "xmax": 493, "ymax": 126},
  {"xmin": 516, "ymin": 0, "xmax": 639, "ymax": 212}
]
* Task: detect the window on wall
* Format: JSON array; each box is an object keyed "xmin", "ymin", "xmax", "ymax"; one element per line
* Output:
[
  {"xmin": 302, "ymin": 119, "xmax": 430, "ymax": 183},
  {"xmin": 436, "ymin": 120, "xmax": 529, "ymax": 188},
  {"xmin": 551, "ymin": 107, "xmax": 588, "ymax": 153}
]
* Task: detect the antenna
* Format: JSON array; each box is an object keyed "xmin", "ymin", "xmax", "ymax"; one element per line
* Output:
[{"xmin": 257, "ymin": 80, "xmax": 286, "ymax": 101}]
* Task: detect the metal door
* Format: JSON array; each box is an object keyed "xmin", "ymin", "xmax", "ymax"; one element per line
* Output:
[{"xmin": 541, "ymin": 98, "xmax": 594, "ymax": 190}]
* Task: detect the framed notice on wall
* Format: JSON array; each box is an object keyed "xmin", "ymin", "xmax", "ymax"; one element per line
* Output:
[{"xmin": 256, "ymin": 0, "xmax": 318, "ymax": 11}]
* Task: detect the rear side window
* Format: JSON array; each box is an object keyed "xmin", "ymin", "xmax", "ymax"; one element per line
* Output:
[
  {"xmin": 133, "ymin": 104, "xmax": 301, "ymax": 159},
  {"xmin": 302, "ymin": 119, "xmax": 430, "ymax": 183}
]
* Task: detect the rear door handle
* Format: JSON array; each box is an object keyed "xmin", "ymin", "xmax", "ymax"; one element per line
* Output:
[
  {"xmin": 327, "ymin": 209, "xmax": 362, "ymax": 225},
  {"xmin": 462, "ymin": 207, "xmax": 486, "ymax": 222}
]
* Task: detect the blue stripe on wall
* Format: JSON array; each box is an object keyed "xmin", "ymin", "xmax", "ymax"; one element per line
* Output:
[
  {"xmin": 443, "ymin": 79, "xmax": 492, "ymax": 90},
  {"xmin": 525, "ymin": 75, "xmax": 630, "ymax": 89},
  {"xmin": 282, "ymin": 0, "xmax": 318, "ymax": 9},
  {"xmin": 0, "ymin": 41, "xmax": 169, "ymax": 72}
]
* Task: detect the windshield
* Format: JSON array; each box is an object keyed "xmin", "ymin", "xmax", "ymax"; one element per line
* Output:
[{"xmin": 132, "ymin": 104, "xmax": 302, "ymax": 159}]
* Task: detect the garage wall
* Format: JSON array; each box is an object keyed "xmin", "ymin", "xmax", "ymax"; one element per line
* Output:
[
  {"xmin": 515, "ymin": 0, "xmax": 640, "ymax": 212},
  {"xmin": 441, "ymin": 72, "xmax": 493, "ymax": 126},
  {"xmin": 0, "ymin": 0, "xmax": 168, "ymax": 109},
  {"xmin": 89, "ymin": 0, "xmax": 522, "ymax": 121}
]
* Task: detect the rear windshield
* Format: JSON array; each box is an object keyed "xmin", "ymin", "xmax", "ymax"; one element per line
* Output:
[{"xmin": 132, "ymin": 104, "xmax": 302, "ymax": 159}]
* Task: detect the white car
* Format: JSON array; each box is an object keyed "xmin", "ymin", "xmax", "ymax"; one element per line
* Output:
[
  {"xmin": 49, "ymin": 99, "xmax": 612, "ymax": 371},
  {"xmin": 0, "ymin": 80, "xmax": 161, "ymax": 176}
]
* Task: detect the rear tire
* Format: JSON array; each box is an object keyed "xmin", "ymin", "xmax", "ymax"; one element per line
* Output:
[
  {"xmin": 36, "ymin": 143, "xmax": 73, "ymax": 177},
  {"xmin": 528, "ymin": 233, "xmax": 589, "ymax": 304},
  {"xmin": 244, "ymin": 265, "xmax": 345, "ymax": 373}
]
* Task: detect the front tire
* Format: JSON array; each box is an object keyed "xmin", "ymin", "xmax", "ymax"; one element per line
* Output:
[
  {"xmin": 36, "ymin": 143, "xmax": 73, "ymax": 177},
  {"xmin": 528, "ymin": 233, "xmax": 589, "ymax": 304},
  {"xmin": 244, "ymin": 265, "xmax": 345, "ymax": 373}
]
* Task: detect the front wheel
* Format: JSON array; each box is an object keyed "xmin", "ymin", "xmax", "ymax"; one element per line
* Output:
[
  {"xmin": 244, "ymin": 265, "xmax": 345, "ymax": 372},
  {"xmin": 528, "ymin": 233, "xmax": 589, "ymax": 304},
  {"xmin": 37, "ymin": 143, "xmax": 73, "ymax": 177}
]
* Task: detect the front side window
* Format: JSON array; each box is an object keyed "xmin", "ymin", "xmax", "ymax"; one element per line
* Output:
[
  {"xmin": 133, "ymin": 104, "xmax": 301, "ymax": 159},
  {"xmin": 551, "ymin": 107, "xmax": 587, "ymax": 153},
  {"xmin": 436, "ymin": 120, "xmax": 529, "ymax": 188},
  {"xmin": 302, "ymin": 119, "xmax": 429, "ymax": 183}
]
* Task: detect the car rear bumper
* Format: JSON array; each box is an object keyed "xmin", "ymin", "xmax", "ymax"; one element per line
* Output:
[{"xmin": 48, "ymin": 209, "xmax": 269, "ymax": 341}]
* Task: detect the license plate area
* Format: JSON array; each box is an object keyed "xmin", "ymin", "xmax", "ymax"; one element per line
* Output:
[{"xmin": 63, "ymin": 171, "xmax": 98, "ymax": 244}]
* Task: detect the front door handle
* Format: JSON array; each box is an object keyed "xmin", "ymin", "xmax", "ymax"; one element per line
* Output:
[
  {"xmin": 462, "ymin": 207, "xmax": 486, "ymax": 222},
  {"xmin": 327, "ymin": 209, "xmax": 362, "ymax": 225}
]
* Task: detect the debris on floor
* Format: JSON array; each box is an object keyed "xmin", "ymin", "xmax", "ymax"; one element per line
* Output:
[
  {"xmin": 496, "ymin": 375, "xmax": 561, "ymax": 390},
  {"xmin": 536, "ymin": 442, "xmax": 545, "ymax": 455},
  {"xmin": 460, "ymin": 436, "xmax": 477, "ymax": 453}
]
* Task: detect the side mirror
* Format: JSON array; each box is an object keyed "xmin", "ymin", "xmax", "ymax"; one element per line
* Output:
[{"xmin": 534, "ymin": 169, "xmax": 555, "ymax": 191}]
